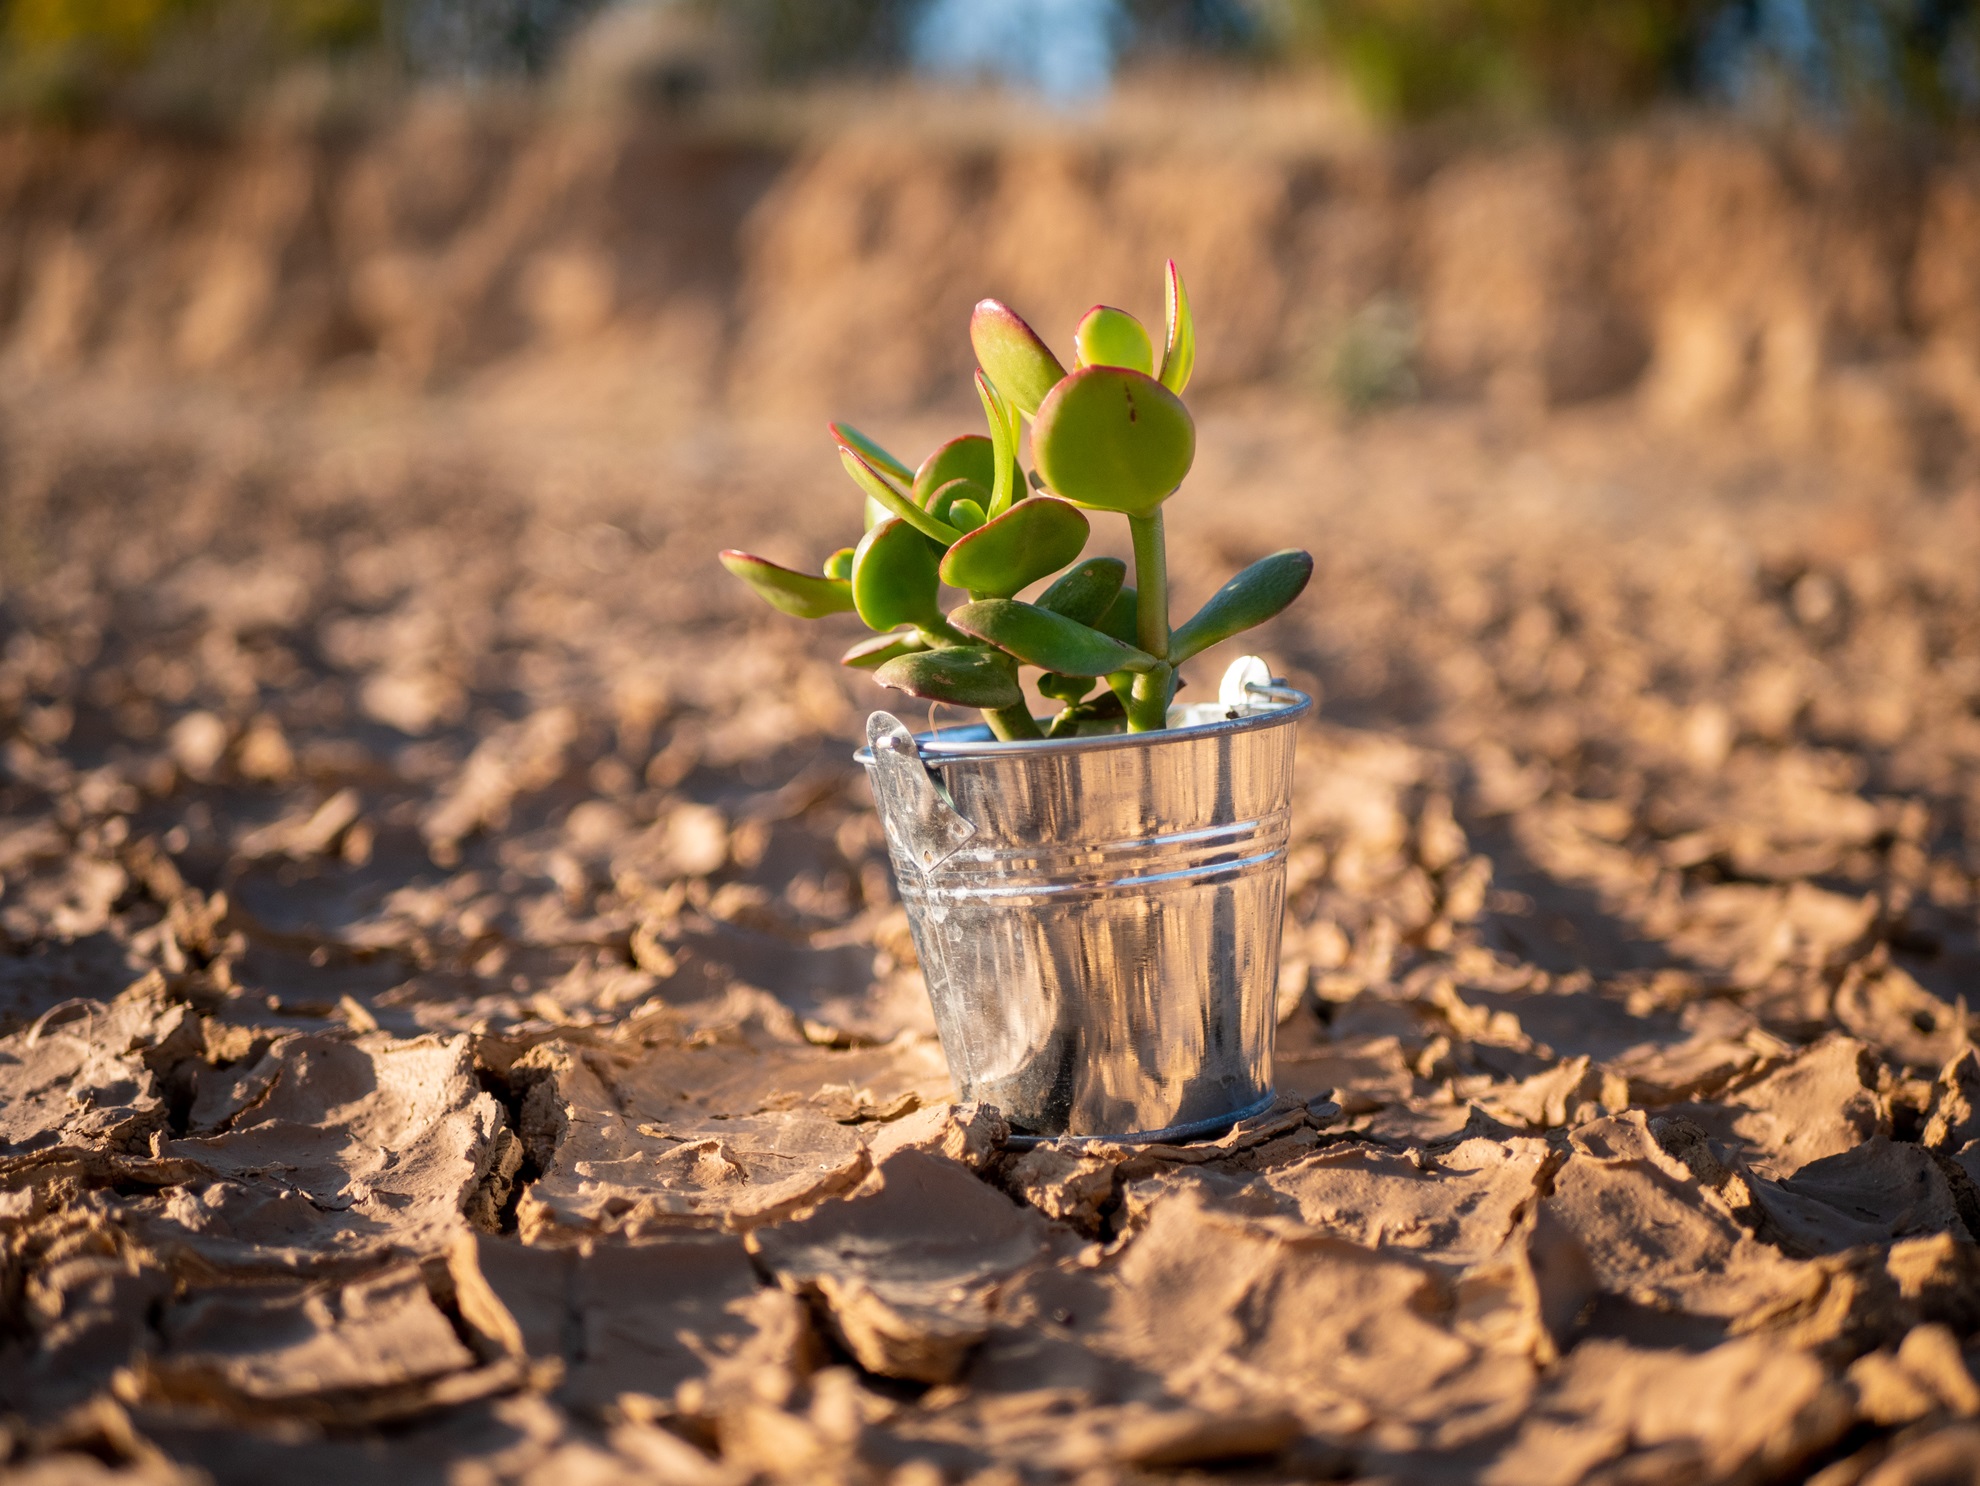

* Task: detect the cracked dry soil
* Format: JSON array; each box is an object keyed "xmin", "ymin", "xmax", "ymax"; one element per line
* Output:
[{"xmin": 10, "ymin": 364, "xmax": 1980, "ymax": 1486}]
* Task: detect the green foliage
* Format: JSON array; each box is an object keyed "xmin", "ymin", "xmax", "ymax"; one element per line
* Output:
[
  {"xmin": 4, "ymin": 0, "xmax": 379, "ymax": 59},
  {"xmin": 0, "ymin": 0, "xmax": 385, "ymax": 118},
  {"xmin": 850, "ymin": 517, "xmax": 944, "ymax": 632},
  {"xmin": 951, "ymin": 598, "xmax": 1158, "ymax": 677},
  {"xmin": 1031, "ymin": 366, "xmax": 1195, "ymax": 517},
  {"xmin": 842, "ymin": 629, "xmax": 926, "ymax": 669},
  {"xmin": 1074, "ymin": 305, "xmax": 1156, "ymax": 375},
  {"xmin": 874, "ymin": 647, "xmax": 1022, "ymax": 710},
  {"xmin": 913, "ymin": 435, "xmax": 995, "ymax": 505},
  {"xmin": 1037, "ymin": 557, "xmax": 1127, "ymax": 626},
  {"xmin": 839, "ymin": 446, "xmax": 961, "ymax": 546},
  {"xmin": 926, "ymin": 477, "xmax": 991, "ymax": 528},
  {"xmin": 1094, "ymin": 584, "xmax": 1138, "ymax": 645},
  {"xmin": 719, "ymin": 259, "xmax": 1312, "ymax": 740},
  {"xmin": 1280, "ymin": 0, "xmax": 1715, "ymax": 121},
  {"xmin": 969, "ymin": 301, "xmax": 1065, "ymax": 419},
  {"xmin": 1159, "ymin": 259, "xmax": 1195, "ymax": 394},
  {"xmin": 719, "ymin": 549, "xmax": 855, "ymax": 618},
  {"xmin": 939, "ymin": 497, "xmax": 1090, "ymax": 599},
  {"xmin": 707, "ymin": 0, "xmax": 905, "ymax": 78},
  {"xmin": 832, "ymin": 421, "xmax": 913, "ymax": 484},
  {"xmin": 1170, "ymin": 549, "xmax": 1314, "ymax": 661}
]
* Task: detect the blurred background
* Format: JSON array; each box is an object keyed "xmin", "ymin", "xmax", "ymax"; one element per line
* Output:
[
  {"xmin": 5, "ymin": 0, "xmax": 1980, "ymax": 436},
  {"xmin": 6, "ymin": 0, "xmax": 1980, "ymax": 123},
  {"xmin": 9, "ymin": 0, "xmax": 1980, "ymax": 859}
]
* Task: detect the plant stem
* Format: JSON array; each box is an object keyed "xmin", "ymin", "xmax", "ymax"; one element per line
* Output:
[
  {"xmin": 1127, "ymin": 511, "xmax": 1171, "ymax": 732},
  {"xmin": 1127, "ymin": 664, "xmax": 1172, "ymax": 733},
  {"xmin": 984, "ymin": 703, "xmax": 1043, "ymax": 741},
  {"xmin": 1127, "ymin": 512, "xmax": 1170, "ymax": 661}
]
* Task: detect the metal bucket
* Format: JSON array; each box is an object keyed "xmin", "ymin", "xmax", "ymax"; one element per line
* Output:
[{"xmin": 856, "ymin": 659, "xmax": 1311, "ymax": 1144}]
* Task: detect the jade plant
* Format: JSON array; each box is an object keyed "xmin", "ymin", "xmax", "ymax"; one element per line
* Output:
[{"xmin": 719, "ymin": 262, "xmax": 1313, "ymax": 741}]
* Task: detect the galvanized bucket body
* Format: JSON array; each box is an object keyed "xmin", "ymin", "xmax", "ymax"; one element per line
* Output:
[{"xmin": 856, "ymin": 678, "xmax": 1310, "ymax": 1142}]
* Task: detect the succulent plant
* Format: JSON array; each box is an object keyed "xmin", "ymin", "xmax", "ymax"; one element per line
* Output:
[{"xmin": 719, "ymin": 261, "xmax": 1313, "ymax": 741}]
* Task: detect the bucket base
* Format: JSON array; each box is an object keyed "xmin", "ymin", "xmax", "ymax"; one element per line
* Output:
[{"xmin": 1001, "ymin": 1090, "xmax": 1279, "ymax": 1151}]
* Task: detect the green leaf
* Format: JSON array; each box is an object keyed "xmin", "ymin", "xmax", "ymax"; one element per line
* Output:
[
  {"xmin": 823, "ymin": 547, "xmax": 855, "ymax": 580},
  {"xmin": 927, "ymin": 476, "xmax": 992, "ymax": 527},
  {"xmin": 970, "ymin": 299, "xmax": 1066, "ymax": 417},
  {"xmin": 1160, "ymin": 259, "xmax": 1195, "ymax": 395},
  {"xmin": 1038, "ymin": 556, "xmax": 1126, "ymax": 626},
  {"xmin": 852, "ymin": 517, "xmax": 945, "ymax": 632},
  {"xmin": 720, "ymin": 550, "xmax": 855, "ymax": 619},
  {"xmin": 829, "ymin": 421, "xmax": 913, "ymax": 485},
  {"xmin": 842, "ymin": 629, "xmax": 926, "ymax": 670},
  {"xmin": 1095, "ymin": 585, "xmax": 1137, "ymax": 643},
  {"xmin": 1032, "ymin": 366, "xmax": 1195, "ymax": 516},
  {"xmin": 913, "ymin": 435, "xmax": 996, "ymax": 505},
  {"xmin": 875, "ymin": 647, "xmax": 1022, "ymax": 709},
  {"xmin": 975, "ymin": 371, "xmax": 1022, "ymax": 518},
  {"xmin": 840, "ymin": 446, "xmax": 961, "ymax": 547},
  {"xmin": 949, "ymin": 497, "xmax": 986, "ymax": 532},
  {"xmin": 939, "ymin": 496, "xmax": 1089, "ymax": 599},
  {"xmin": 1038, "ymin": 672, "xmax": 1096, "ymax": 703},
  {"xmin": 1074, "ymin": 305, "xmax": 1155, "ymax": 375},
  {"xmin": 1171, "ymin": 549, "xmax": 1314, "ymax": 662},
  {"xmin": 950, "ymin": 599, "xmax": 1158, "ymax": 677}
]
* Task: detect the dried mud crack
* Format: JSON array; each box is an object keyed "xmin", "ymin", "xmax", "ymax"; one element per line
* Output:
[{"xmin": 7, "ymin": 386, "xmax": 1980, "ymax": 1486}]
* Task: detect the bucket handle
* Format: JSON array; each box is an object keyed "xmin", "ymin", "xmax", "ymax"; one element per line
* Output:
[
  {"xmin": 866, "ymin": 712, "xmax": 978, "ymax": 874},
  {"xmin": 1218, "ymin": 654, "xmax": 1301, "ymax": 709}
]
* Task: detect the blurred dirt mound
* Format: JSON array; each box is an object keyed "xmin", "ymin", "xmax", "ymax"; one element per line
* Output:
[{"xmin": 5, "ymin": 102, "xmax": 1980, "ymax": 463}]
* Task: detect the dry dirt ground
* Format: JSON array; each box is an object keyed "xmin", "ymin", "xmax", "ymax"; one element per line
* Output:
[{"xmin": 10, "ymin": 103, "xmax": 1980, "ymax": 1486}]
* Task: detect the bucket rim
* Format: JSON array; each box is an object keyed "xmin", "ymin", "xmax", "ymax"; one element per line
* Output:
[{"xmin": 853, "ymin": 686, "xmax": 1312, "ymax": 766}]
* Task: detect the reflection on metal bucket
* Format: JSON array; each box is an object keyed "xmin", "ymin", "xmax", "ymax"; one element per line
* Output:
[{"xmin": 857, "ymin": 666, "xmax": 1310, "ymax": 1143}]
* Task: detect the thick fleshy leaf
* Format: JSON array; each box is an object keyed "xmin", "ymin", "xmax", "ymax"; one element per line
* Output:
[
  {"xmin": 927, "ymin": 477, "xmax": 991, "ymax": 527},
  {"xmin": 1095, "ymin": 584, "xmax": 1138, "ymax": 644},
  {"xmin": 970, "ymin": 299, "xmax": 1066, "ymax": 417},
  {"xmin": 841, "ymin": 446, "xmax": 961, "ymax": 546},
  {"xmin": 720, "ymin": 550, "xmax": 855, "ymax": 619},
  {"xmin": 852, "ymin": 518, "xmax": 944, "ymax": 632},
  {"xmin": 975, "ymin": 371, "xmax": 1022, "ymax": 517},
  {"xmin": 1038, "ymin": 671, "xmax": 1096, "ymax": 703},
  {"xmin": 939, "ymin": 496, "xmax": 1089, "ymax": 598},
  {"xmin": 949, "ymin": 497, "xmax": 986, "ymax": 532},
  {"xmin": 913, "ymin": 435, "xmax": 996, "ymax": 505},
  {"xmin": 841, "ymin": 629, "xmax": 926, "ymax": 670},
  {"xmin": 1160, "ymin": 259, "xmax": 1195, "ymax": 395},
  {"xmin": 829, "ymin": 421, "xmax": 913, "ymax": 484},
  {"xmin": 875, "ymin": 648, "xmax": 1022, "ymax": 709},
  {"xmin": 1074, "ymin": 305, "xmax": 1155, "ymax": 374},
  {"xmin": 1032, "ymin": 366, "xmax": 1195, "ymax": 516},
  {"xmin": 1171, "ymin": 549, "xmax": 1315, "ymax": 661},
  {"xmin": 950, "ymin": 599, "xmax": 1157, "ymax": 677},
  {"xmin": 1038, "ymin": 557, "xmax": 1126, "ymax": 626},
  {"xmin": 823, "ymin": 547, "xmax": 855, "ymax": 580}
]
